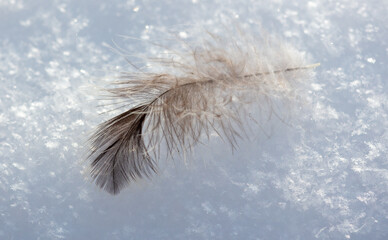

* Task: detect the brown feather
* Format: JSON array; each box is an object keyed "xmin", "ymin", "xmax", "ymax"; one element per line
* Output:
[{"xmin": 86, "ymin": 28, "xmax": 319, "ymax": 195}]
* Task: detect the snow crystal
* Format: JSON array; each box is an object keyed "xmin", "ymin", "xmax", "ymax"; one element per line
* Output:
[
  {"xmin": 366, "ymin": 57, "xmax": 376, "ymax": 64},
  {"xmin": 1, "ymin": 0, "xmax": 387, "ymax": 239}
]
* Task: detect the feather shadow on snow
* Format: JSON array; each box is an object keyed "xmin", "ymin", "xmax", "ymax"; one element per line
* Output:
[{"xmin": 86, "ymin": 27, "xmax": 319, "ymax": 195}]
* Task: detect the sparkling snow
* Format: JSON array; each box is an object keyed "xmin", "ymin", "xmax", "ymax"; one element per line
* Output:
[{"xmin": 1, "ymin": 0, "xmax": 387, "ymax": 239}]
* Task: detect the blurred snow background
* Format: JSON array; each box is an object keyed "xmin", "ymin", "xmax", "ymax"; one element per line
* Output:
[{"xmin": 1, "ymin": 0, "xmax": 387, "ymax": 239}]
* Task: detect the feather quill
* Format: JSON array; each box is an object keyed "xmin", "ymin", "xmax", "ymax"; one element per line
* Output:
[{"xmin": 87, "ymin": 27, "xmax": 319, "ymax": 195}]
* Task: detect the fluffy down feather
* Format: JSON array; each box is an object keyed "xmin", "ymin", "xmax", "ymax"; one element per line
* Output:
[{"xmin": 87, "ymin": 27, "xmax": 319, "ymax": 195}]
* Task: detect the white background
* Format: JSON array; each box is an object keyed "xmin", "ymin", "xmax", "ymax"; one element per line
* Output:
[{"xmin": 1, "ymin": 0, "xmax": 387, "ymax": 239}]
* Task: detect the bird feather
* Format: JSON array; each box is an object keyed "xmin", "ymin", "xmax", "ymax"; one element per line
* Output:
[{"xmin": 86, "ymin": 27, "xmax": 319, "ymax": 195}]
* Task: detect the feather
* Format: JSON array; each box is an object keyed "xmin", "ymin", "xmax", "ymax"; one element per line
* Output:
[{"xmin": 87, "ymin": 27, "xmax": 319, "ymax": 195}]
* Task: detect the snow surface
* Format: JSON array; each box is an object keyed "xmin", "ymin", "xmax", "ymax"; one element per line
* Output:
[{"xmin": 1, "ymin": 0, "xmax": 387, "ymax": 239}]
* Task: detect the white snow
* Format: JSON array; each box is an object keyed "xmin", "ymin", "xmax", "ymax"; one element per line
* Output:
[{"xmin": 1, "ymin": 0, "xmax": 387, "ymax": 239}]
